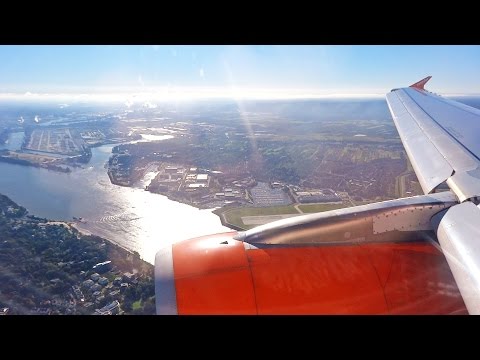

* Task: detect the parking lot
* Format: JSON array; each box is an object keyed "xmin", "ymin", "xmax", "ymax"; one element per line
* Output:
[{"xmin": 250, "ymin": 182, "xmax": 292, "ymax": 206}]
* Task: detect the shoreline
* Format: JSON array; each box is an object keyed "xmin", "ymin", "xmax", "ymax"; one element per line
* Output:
[
  {"xmin": 45, "ymin": 220, "xmax": 136, "ymax": 256},
  {"xmin": 0, "ymin": 154, "xmax": 72, "ymax": 173},
  {"xmin": 0, "ymin": 191, "xmax": 148, "ymax": 265},
  {"xmin": 213, "ymin": 207, "xmax": 244, "ymax": 231},
  {"xmin": 147, "ymin": 190, "xmax": 240, "ymax": 229},
  {"xmin": 70, "ymin": 222, "xmax": 137, "ymax": 257}
]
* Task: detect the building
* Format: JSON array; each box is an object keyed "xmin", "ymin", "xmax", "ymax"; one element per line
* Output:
[
  {"xmin": 92, "ymin": 260, "xmax": 112, "ymax": 273},
  {"xmin": 82, "ymin": 279, "xmax": 94, "ymax": 289},
  {"xmin": 90, "ymin": 284, "xmax": 102, "ymax": 293},
  {"xmin": 72, "ymin": 285, "xmax": 85, "ymax": 302},
  {"xmin": 0, "ymin": 307, "xmax": 9, "ymax": 315},
  {"xmin": 122, "ymin": 273, "xmax": 136, "ymax": 283},
  {"xmin": 165, "ymin": 166, "xmax": 178, "ymax": 174},
  {"xmin": 98, "ymin": 277, "xmax": 109, "ymax": 286},
  {"xmin": 296, "ymin": 190, "xmax": 342, "ymax": 204},
  {"xmin": 95, "ymin": 300, "xmax": 120, "ymax": 315},
  {"xmin": 196, "ymin": 174, "xmax": 208, "ymax": 182},
  {"xmin": 187, "ymin": 183, "xmax": 206, "ymax": 188},
  {"xmin": 90, "ymin": 273, "xmax": 100, "ymax": 282}
]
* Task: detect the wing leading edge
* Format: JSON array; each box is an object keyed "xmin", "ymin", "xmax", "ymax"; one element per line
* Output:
[
  {"xmin": 386, "ymin": 78, "xmax": 480, "ymax": 199},
  {"xmin": 386, "ymin": 77, "xmax": 480, "ymax": 314}
]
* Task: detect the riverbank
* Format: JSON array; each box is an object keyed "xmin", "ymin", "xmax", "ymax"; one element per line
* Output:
[
  {"xmin": 0, "ymin": 153, "xmax": 72, "ymax": 173},
  {"xmin": 71, "ymin": 221, "xmax": 136, "ymax": 256}
]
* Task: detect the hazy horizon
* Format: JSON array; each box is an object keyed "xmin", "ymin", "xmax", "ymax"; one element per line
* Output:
[
  {"xmin": 1, "ymin": 45, "xmax": 480, "ymax": 97},
  {"xmin": 1, "ymin": 89, "xmax": 480, "ymax": 105}
]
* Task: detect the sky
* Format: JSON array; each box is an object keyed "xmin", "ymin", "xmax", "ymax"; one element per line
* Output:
[{"xmin": 0, "ymin": 45, "xmax": 479, "ymax": 99}]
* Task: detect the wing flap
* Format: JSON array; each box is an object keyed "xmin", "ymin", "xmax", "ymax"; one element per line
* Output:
[
  {"xmin": 447, "ymin": 169, "xmax": 480, "ymax": 202},
  {"xmin": 434, "ymin": 202, "xmax": 480, "ymax": 314}
]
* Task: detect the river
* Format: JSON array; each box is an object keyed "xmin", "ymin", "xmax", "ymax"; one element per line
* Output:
[
  {"xmin": 0, "ymin": 131, "xmax": 24, "ymax": 151},
  {"xmin": 0, "ymin": 139, "xmax": 229, "ymax": 264}
]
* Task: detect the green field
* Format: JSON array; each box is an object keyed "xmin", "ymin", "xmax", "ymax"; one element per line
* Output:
[
  {"xmin": 297, "ymin": 203, "xmax": 348, "ymax": 213},
  {"xmin": 132, "ymin": 300, "xmax": 142, "ymax": 311},
  {"xmin": 222, "ymin": 205, "xmax": 298, "ymax": 230},
  {"xmin": 353, "ymin": 200, "xmax": 379, "ymax": 206}
]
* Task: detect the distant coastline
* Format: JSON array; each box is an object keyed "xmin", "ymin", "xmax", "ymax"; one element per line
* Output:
[{"xmin": 0, "ymin": 154, "xmax": 72, "ymax": 173}]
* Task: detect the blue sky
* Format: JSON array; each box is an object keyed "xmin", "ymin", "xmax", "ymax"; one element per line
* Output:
[{"xmin": 0, "ymin": 45, "xmax": 479, "ymax": 97}]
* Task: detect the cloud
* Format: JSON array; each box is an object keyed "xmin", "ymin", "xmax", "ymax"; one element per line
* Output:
[
  {"xmin": 199, "ymin": 68, "xmax": 205, "ymax": 78},
  {"xmin": 138, "ymin": 75, "xmax": 145, "ymax": 87},
  {"xmin": 143, "ymin": 101, "xmax": 157, "ymax": 109}
]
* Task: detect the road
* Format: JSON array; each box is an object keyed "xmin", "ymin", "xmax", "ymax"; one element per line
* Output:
[{"xmin": 294, "ymin": 204, "xmax": 304, "ymax": 214}]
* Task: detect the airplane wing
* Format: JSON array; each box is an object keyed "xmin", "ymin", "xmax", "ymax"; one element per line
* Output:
[
  {"xmin": 154, "ymin": 77, "xmax": 477, "ymax": 315},
  {"xmin": 386, "ymin": 77, "xmax": 480, "ymax": 314}
]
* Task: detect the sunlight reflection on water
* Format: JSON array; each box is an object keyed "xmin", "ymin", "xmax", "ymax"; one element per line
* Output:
[{"xmin": 0, "ymin": 143, "xmax": 228, "ymax": 264}]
